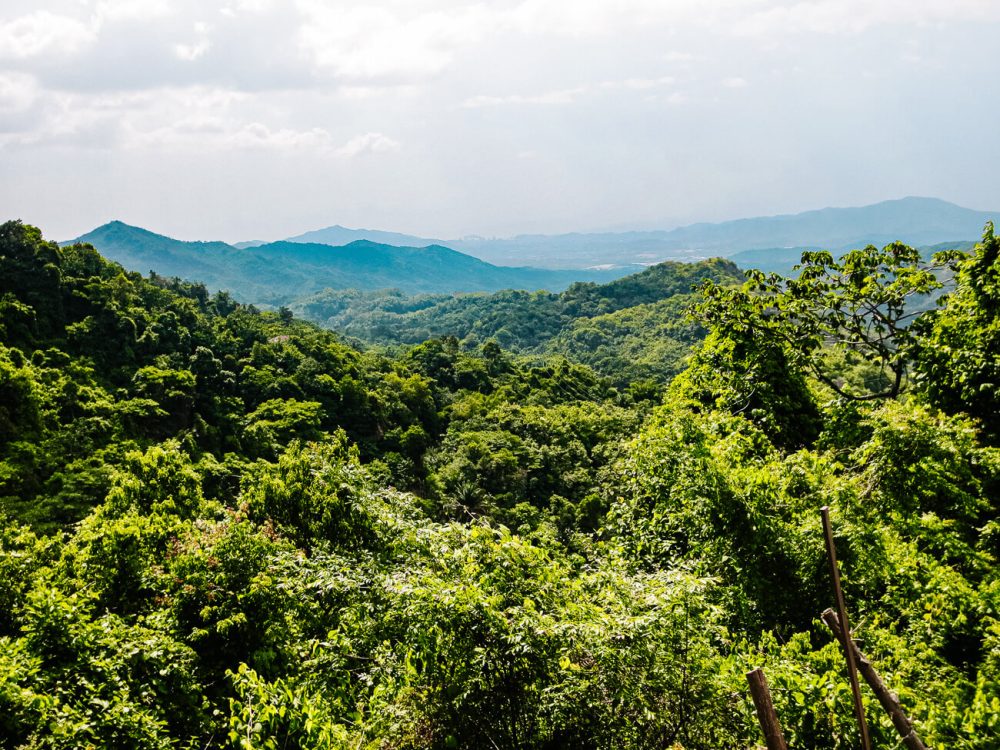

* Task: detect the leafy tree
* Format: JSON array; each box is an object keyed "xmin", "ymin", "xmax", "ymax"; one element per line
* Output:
[
  {"xmin": 669, "ymin": 326, "xmax": 822, "ymax": 450},
  {"xmin": 131, "ymin": 366, "xmax": 196, "ymax": 436},
  {"xmin": 242, "ymin": 398, "xmax": 323, "ymax": 458},
  {"xmin": 695, "ymin": 241, "xmax": 959, "ymax": 400},
  {"xmin": 912, "ymin": 223, "xmax": 1000, "ymax": 437}
]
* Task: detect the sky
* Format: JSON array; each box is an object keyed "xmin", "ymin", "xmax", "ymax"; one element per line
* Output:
[{"xmin": 1, "ymin": 0, "xmax": 999, "ymax": 243}]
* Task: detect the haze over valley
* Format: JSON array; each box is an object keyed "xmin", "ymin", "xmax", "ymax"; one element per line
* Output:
[
  {"xmin": 70, "ymin": 195, "xmax": 994, "ymax": 301},
  {"xmin": 281, "ymin": 196, "xmax": 998, "ymax": 268}
]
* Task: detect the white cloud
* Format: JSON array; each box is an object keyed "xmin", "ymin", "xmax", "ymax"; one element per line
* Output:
[
  {"xmin": 112, "ymin": 87, "xmax": 334, "ymax": 152},
  {"xmin": 509, "ymin": 0, "xmax": 1000, "ymax": 38},
  {"xmin": 95, "ymin": 0, "xmax": 173, "ymax": 24},
  {"xmin": 0, "ymin": 87, "xmax": 125, "ymax": 148},
  {"xmin": 295, "ymin": 1, "xmax": 493, "ymax": 81},
  {"xmin": 337, "ymin": 84, "xmax": 420, "ymax": 100},
  {"xmin": 108, "ymin": 100, "xmax": 400, "ymax": 158},
  {"xmin": 0, "ymin": 11, "xmax": 97, "ymax": 59},
  {"xmin": 0, "ymin": 1, "xmax": 173, "ymax": 63},
  {"xmin": 3, "ymin": 1, "xmax": 992, "ymax": 96},
  {"xmin": 230, "ymin": 122, "xmax": 333, "ymax": 150},
  {"xmin": 224, "ymin": 0, "xmax": 276, "ymax": 13},
  {"xmin": 333, "ymin": 131, "xmax": 401, "ymax": 158},
  {"xmin": 663, "ymin": 51, "xmax": 700, "ymax": 63},
  {"xmin": 175, "ymin": 38, "xmax": 211, "ymax": 61},
  {"xmin": 2, "ymin": 0, "xmax": 999, "ymax": 240},
  {"xmin": 0, "ymin": 72, "xmax": 39, "ymax": 112},
  {"xmin": 462, "ymin": 88, "xmax": 586, "ymax": 108},
  {"xmin": 0, "ymin": 85, "xmax": 255, "ymax": 151},
  {"xmin": 736, "ymin": 0, "xmax": 1000, "ymax": 36},
  {"xmin": 126, "ymin": 117, "xmax": 336, "ymax": 152},
  {"xmin": 462, "ymin": 76, "xmax": 674, "ymax": 108},
  {"xmin": 617, "ymin": 76, "xmax": 676, "ymax": 90},
  {"xmin": 175, "ymin": 21, "xmax": 213, "ymax": 61},
  {"xmin": 508, "ymin": 0, "xmax": 699, "ymax": 37}
]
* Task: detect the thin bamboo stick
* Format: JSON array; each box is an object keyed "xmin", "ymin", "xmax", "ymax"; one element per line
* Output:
[{"xmin": 821, "ymin": 505, "xmax": 872, "ymax": 750}]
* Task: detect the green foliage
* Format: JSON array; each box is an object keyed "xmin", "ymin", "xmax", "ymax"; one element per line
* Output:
[
  {"xmin": 849, "ymin": 400, "xmax": 998, "ymax": 524},
  {"xmin": 131, "ymin": 366, "xmax": 196, "ymax": 437},
  {"xmin": 0, "ymin": 515, "xmax": 50, "ymax": 636},
  {"xmin": 605, "ymin": 404, "xmax": 834, "ymax": 634},
  {"xmin": 544, "ymin": 295, "xmax": 703, "ymax": 384},
  {"xmin": 669, "ymin": 328, "xmax": 822, "ymax": 450},
  {"xmin": 2, "ymin": 585, "xmax": 203, "ymax": 749},
  {"xmin": 296, "ymin": 258, "xmax": 744, "ymax": 385},
  {"xmin": 240, "ymin": 436, "xmax": 415, "ymax": 550},
  {"xmin": 743, "ymin": 632, "xmax": 895, "ymax": 749},
  {"xmin": 694, "ymin": 240, "xmax": 957, "ymax": 400},
  {"xmin": 104, "ymin": 442, "xmax": 207, "ymax": 518},
  {"xmin": 242, "ymin": 398, "xmax": 324, "ymax": 458},
  {"xmin": 913, "ymin": 223, "xmax": 1000, "ymax": 437},
  {"xmin": 226, "ymin": 664, "xmax": 350, "ymax": 749},
  {"xmin": 427, "ymin": 399, "xmax": 637, "ymax": 534},
  {"xmin": 2, "ymin": 220, "xmax": 1000, "ymax": 748}
]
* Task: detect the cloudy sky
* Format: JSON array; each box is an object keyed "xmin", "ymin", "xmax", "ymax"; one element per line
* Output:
[{"xmin": 2, "ymin": 0, "xmax": 999, "ymax": 242}]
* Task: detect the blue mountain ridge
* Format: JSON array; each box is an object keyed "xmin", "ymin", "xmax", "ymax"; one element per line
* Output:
[
  {"xmin": 286, "ymin": 197, "xmax": 996, "ymax": 268},
  {"xmin": 67, "ymin": 221, "xmax": 634, "ymax": 301}
]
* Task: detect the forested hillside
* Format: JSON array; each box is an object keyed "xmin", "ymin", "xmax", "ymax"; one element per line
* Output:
[
  {"xmin": 70, "ymin": 222, "xmax": 631, "ymax": 301},
  {"xmin": 2, "ymin": 219, "xmax": 999, "ymax": 749},
  {"xmin": 294, "ymin": 259, "xmax": 745, "ymax": 385}
]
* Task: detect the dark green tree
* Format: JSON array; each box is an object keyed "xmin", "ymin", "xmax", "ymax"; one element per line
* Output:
[{"xmin": 912, "ymin": 223, "xmax": 1000, "ymax": 437}]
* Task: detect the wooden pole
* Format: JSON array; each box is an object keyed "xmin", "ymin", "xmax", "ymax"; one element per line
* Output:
[
  {"xmin": 746, "ymin": 668, "xmax": 788, "ymax": 750},
  {"xmin": 821, "ymin": 505, "xmax": 872, "ymax": 750},
  {"xmin": 822, "ymin": 609, "xmax": 929, "ymax": 750}
]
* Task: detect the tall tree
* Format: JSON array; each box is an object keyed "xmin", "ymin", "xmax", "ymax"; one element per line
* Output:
[{"xmin": 912, "ymin": 223, "xmax": 1000, "ymax": 437}]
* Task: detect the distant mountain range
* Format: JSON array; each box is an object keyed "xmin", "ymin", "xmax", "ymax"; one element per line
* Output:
[
  {"xmin": 283, "ymin": 197, "xmax": 996, "ymax": 268},
  {"xmin": 727, "ymin": 239, "xmax": 979, "ymax": 277},
  {"xmin": 67, "ymin": 222, "xmax": 632, "ymax": 302},
  {"xmin": 64, "ymin": 197, "xmax": 995, "ymax": 304}
]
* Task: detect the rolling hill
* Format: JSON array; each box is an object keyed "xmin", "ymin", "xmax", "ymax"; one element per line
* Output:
[
  {"xmin": 68, "ymin": 221, "xmax": 633, "ymax": 302},
  {"xmin": 292, "ymin": 258, "xmax": 746, "ymax": 384}
]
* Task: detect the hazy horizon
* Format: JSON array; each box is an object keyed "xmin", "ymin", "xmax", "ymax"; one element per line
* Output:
[
  {"xmin": 3, "ymin": 1, "xmax": 999, "ymax": 243},
  {"xmin": 62, "ymin": 194, "xmax": 996, "ymax": 247}
]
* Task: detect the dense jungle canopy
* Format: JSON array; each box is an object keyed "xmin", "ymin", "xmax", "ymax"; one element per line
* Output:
[{"xmin": 1, "ymin": 219, "xmax": 998, "ymax": 748}]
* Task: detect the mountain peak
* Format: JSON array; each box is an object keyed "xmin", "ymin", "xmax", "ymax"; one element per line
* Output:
[
  {"xmin": 82, "ymin": 220, "xmax": 167, "ymax": 241},
  {"xmin": 99, "ymin": 219, "xmax": 147, "ymax": 231}
]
